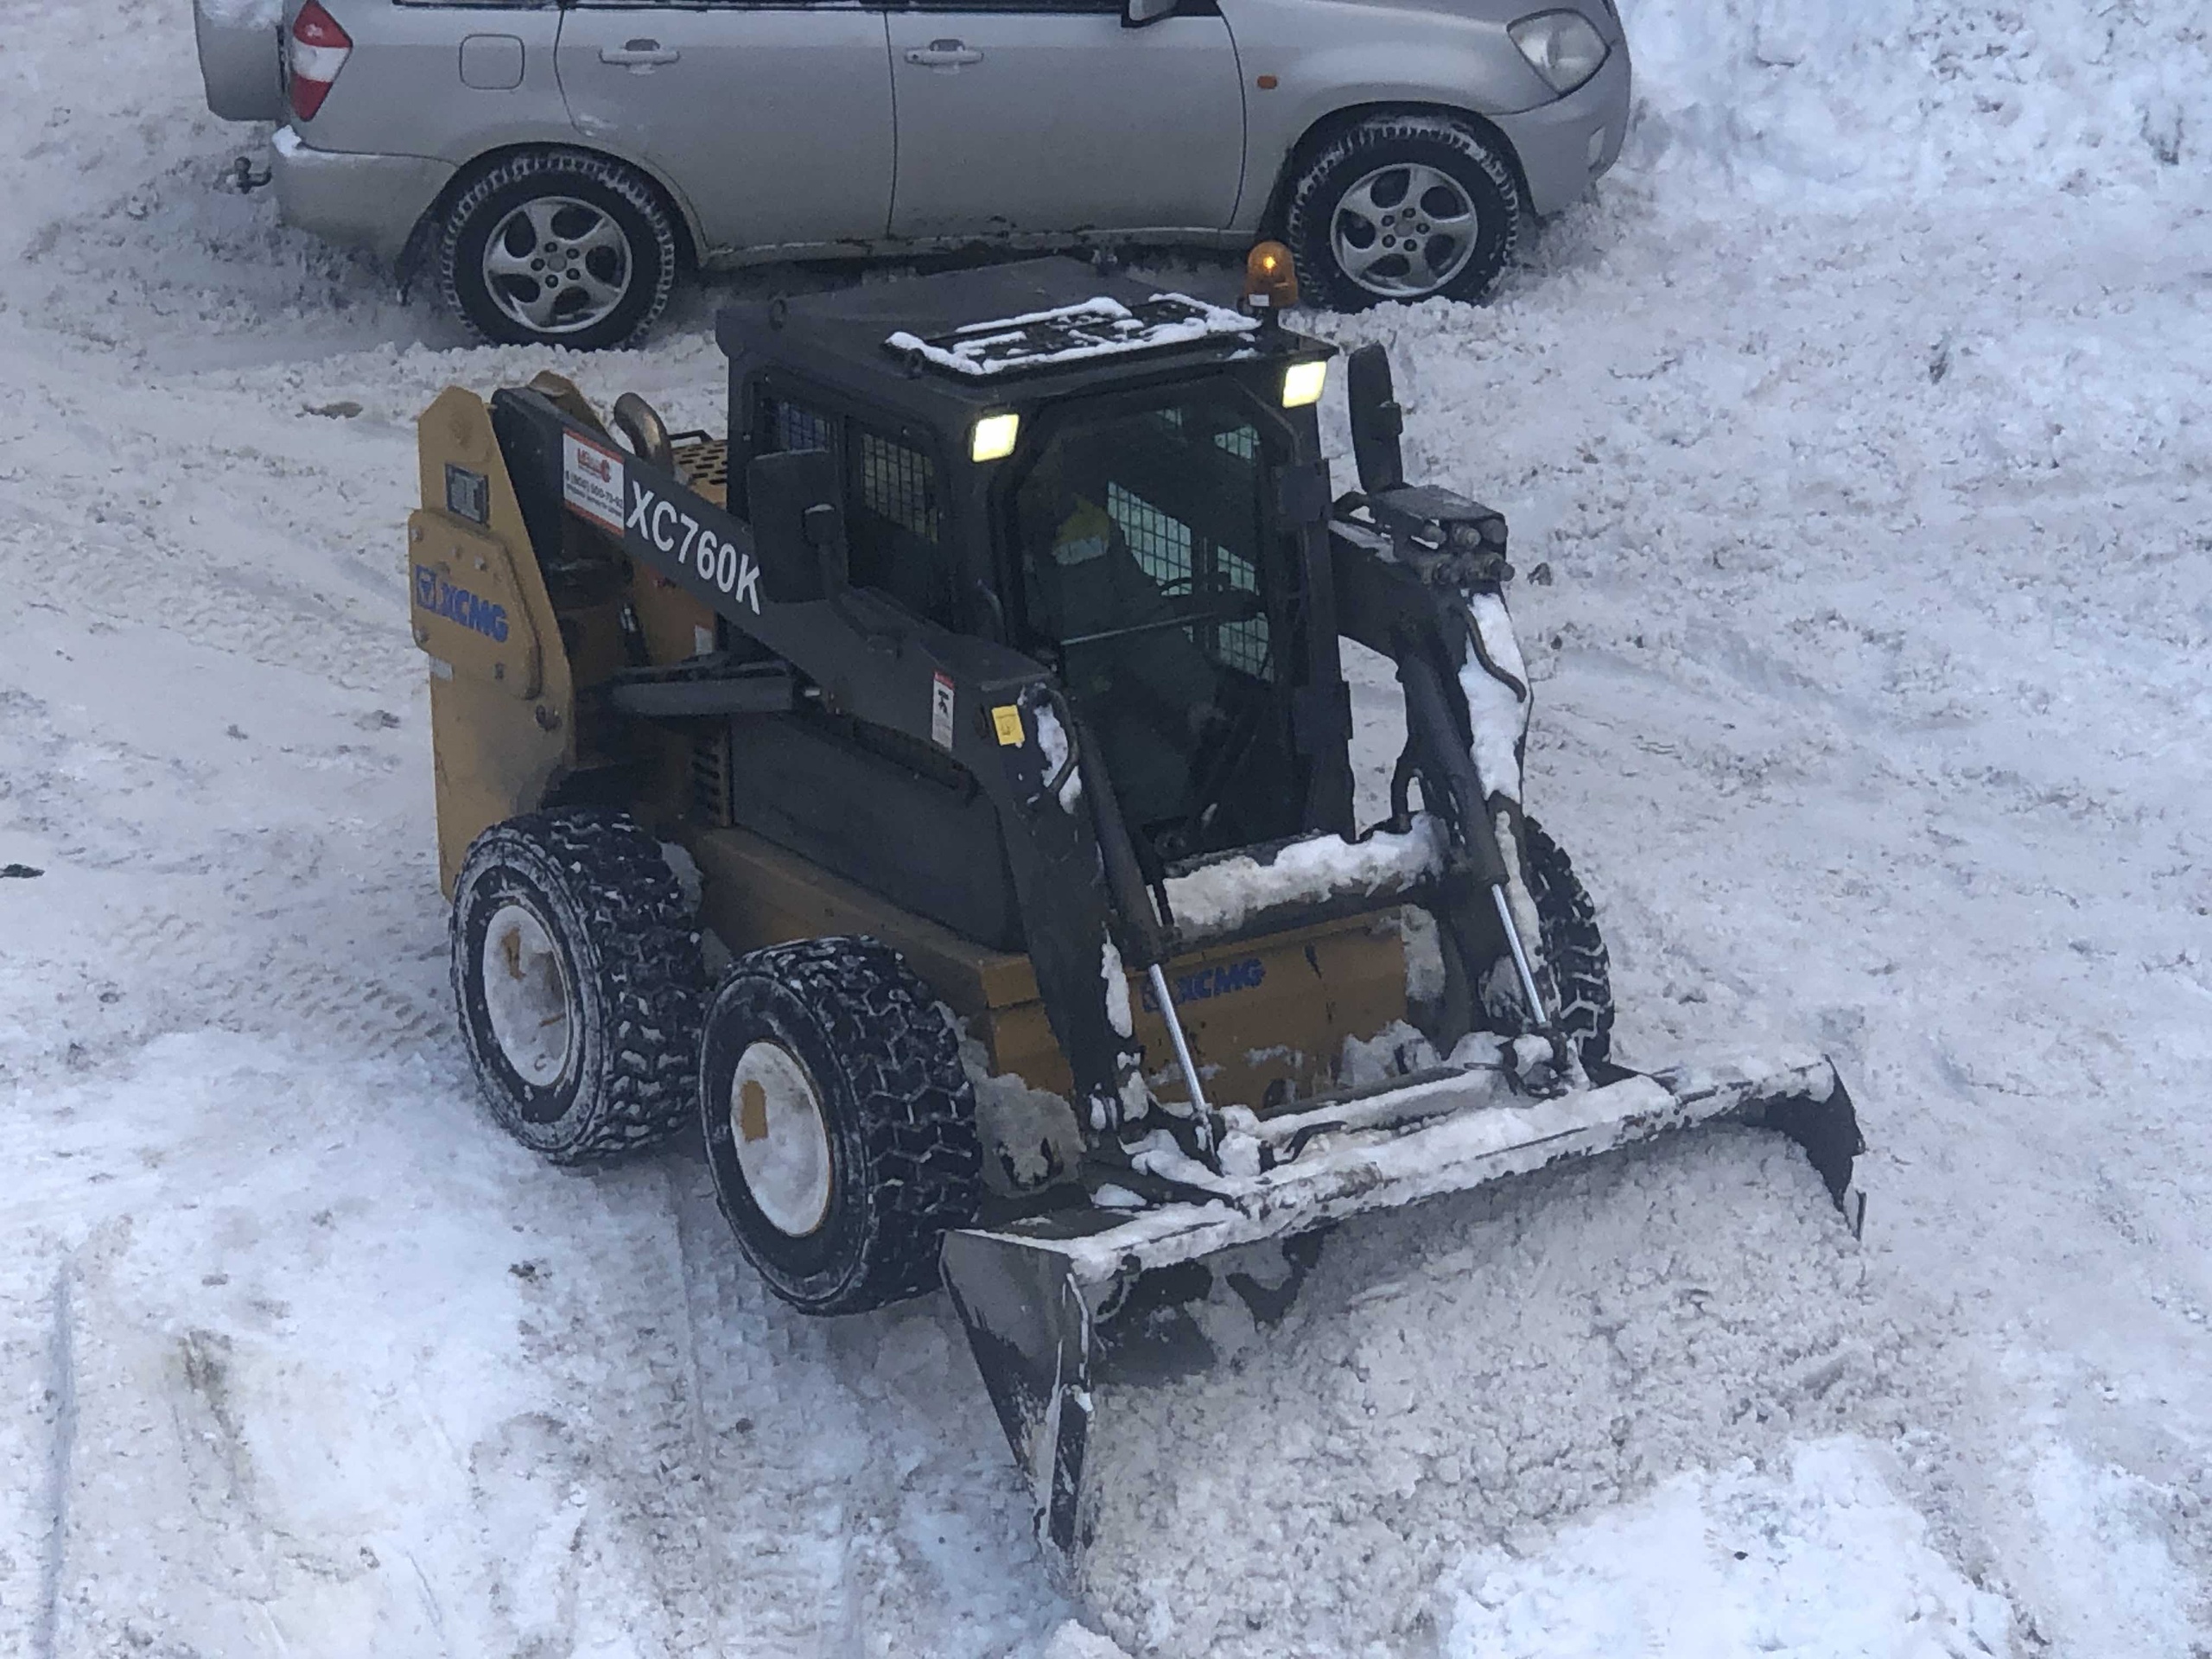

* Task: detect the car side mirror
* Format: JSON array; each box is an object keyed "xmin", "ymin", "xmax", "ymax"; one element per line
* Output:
[
  {"xmin": 1122, "ymin": 0, "xmax": 1178, "ymax": 28},
  {"xmin": 1345, "ymin": 343, "xmax": 1406, "ymax": 495},
  {"xmin": 746, "ymin": 448, "xmax": 847, "ymax": 603}
]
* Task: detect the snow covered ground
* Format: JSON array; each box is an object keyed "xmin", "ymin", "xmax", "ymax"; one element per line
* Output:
[{"xmin": 3, "ymin": 0, "xmax": 2209, "ymax": 1653}]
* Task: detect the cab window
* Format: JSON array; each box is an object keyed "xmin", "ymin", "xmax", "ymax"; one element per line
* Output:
[
  {"xmin": 1011, "ymin": 387, "xmax": 1299, "ymax": 859},
  {"xmin": 755, "ymin": 391, "xmax": 951, "ymax": 626}
]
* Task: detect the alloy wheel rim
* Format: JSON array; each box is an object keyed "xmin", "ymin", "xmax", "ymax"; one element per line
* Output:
[
  {"xmin": 1330, "ymin": 162, "xmax": 1480, "ymax": 299},
  {"xmin": 482, "ymin": 195, "xmax": 633, "ymax": 335}
]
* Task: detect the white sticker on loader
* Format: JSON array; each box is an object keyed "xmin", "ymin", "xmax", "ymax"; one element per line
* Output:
[
  {"xmin": 931, "ymin": 671, "xmax": 956, "ymax": 750},
  {"xmin": 562, "ymin": 431, "xmax": 626, "ymax": 534}
]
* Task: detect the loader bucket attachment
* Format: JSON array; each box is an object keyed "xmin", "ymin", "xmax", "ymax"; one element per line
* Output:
[{"xmin": 941, "ymin": 1051, "xmax": 1862, "ymax": 1568}]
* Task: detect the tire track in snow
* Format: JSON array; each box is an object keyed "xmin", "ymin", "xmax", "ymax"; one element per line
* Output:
[
  {"xmin": 468, "ymin": 1153, "xmax": 1067, "ymax": 1655},
  {"xmin": 33, "ymin": 1262, "xmax": 74, "ymax": 1659}
]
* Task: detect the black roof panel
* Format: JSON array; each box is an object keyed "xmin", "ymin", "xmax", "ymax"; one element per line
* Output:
[{"xmin": 715, "ymin": 258, "xmax": 1321, "ymax": 430}]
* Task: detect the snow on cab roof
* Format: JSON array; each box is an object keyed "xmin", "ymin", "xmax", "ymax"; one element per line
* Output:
[{"xmin": 883, "ymin": 292, "xmax": 1257, "ymax": 378}]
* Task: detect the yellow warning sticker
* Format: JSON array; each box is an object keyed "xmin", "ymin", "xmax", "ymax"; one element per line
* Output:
[{"xmin": 991, "ymin": 704, "xmax": 1025, "ymax": 747}]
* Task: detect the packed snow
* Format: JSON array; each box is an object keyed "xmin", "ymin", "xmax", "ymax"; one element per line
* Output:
[
  {"xmin": 1162, "ymin": 817, "xmax": 1447, "ymax": 937},
  {"xmin": 1459, "ymin": 592, "xmax": 1530, "ymax": 804},
  {"xmin": 1433, "ymin": 1438, "xmax": 2015, "ymax": 1658},
  {"xmin": 3, "ymin": 0, "xmax": 2210, "ymax": 1654}
]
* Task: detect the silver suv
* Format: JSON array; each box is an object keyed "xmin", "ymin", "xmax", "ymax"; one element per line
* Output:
[{"xmin": 197, "ymin": 0, "xmax": 1628, "ymax": 349}]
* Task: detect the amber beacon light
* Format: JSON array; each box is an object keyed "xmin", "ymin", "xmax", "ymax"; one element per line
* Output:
[{"xmin": 1243, "ymin": 241, "xmax": 1300, "ymax": 313}]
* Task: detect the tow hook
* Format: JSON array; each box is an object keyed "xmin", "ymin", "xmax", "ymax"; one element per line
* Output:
[{"xmin": 227, "ymin": 156, "xmax": 272, "ymax": 194}]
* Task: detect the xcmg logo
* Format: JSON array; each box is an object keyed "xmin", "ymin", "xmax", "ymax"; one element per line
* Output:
[
  {"xmin": 413, "ymin": 565, "xmax": 509, "ymax": 644},
  {"xmin": 1140, "ymin": 957, "xmax": 1266, "ymax": 1013}
]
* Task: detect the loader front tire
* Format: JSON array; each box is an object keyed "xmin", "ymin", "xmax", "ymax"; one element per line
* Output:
[
  {"xmin": 451, "ymin": 809, "xmax": 704, "ymax": 1163},
  {"xmin": 1507, "ymin": 816, "xmax": 1615, "ymax": 1068},
  {"xmin": 699, "ymin": 938, "xmax": 983, "ymax": 1315}
]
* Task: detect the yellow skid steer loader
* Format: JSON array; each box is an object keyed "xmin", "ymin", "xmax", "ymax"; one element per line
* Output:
[{"xmin": 410, "ymin": 246, "xmax": 1864, "ymax": 1569}]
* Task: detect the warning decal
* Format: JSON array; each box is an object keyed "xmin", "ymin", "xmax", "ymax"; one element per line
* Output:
[
  {"xmin": 562, "ymin": 431, "xmax": 625, "ymax": 534},
  {"xmin": 931, "ymin": 672, "xmax": 956, "ymax": 751}
]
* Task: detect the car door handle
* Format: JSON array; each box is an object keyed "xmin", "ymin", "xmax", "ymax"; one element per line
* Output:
[
  {"xmin": 600, "ymin": 40, "xmax": 680, "ymax": 67},
  {"xmin": 905, "ymin": 40, "xmax": 983, "ymax": 67}
]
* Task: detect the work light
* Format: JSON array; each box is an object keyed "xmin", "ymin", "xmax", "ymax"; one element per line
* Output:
[
  {"xmin": 1281, "ymin": 359, "xmax": 1328, "ymax": 408},
  {"xmin": 970, "ymin": 412, "xmax": 1020, "ymax": 462}
]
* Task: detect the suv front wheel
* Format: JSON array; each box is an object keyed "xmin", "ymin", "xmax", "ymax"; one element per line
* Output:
[
  {"xmin": 436, "ymin": 149, "xmax": 679, "ymax": 350},
  {"xmin": 1286, "ymin": 115, "xmax": 1523, "ymax": 310}
]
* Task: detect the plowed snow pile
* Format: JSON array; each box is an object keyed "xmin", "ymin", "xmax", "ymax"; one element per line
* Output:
[{"xmin": 1077, "ymin": 1131, "xmax": 1939, "ymax": 1656}]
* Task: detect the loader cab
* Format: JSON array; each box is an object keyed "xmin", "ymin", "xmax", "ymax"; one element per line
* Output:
[{"xmin": 715, "ymin": 258, "xmax": 1344, "ymax": 871}]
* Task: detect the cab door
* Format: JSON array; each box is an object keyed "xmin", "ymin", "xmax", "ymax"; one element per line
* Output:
[
  {"xmin": 886, "ymin": 0, "xmax": 1245, "ymax": 240},
  {"xmin": 556, "ymin": 0, "xmax": 896, "ymax": 256}
]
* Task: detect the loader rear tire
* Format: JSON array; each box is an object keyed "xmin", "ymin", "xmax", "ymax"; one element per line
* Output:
[
  {"xmin": 1512, "ymin": 816, "xmax": 1615, "ymax": 1068},
  {"xmin": 451, "ymin": 809, "xmax": 704, "ymax": 1163},
  {"xmin": 698, "ymin": 938, "xmax": 983, "ymax": 1315}
]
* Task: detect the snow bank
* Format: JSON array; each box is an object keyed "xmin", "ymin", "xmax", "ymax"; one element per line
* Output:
[
  {"xmin": 1435, "ymin": 1439, "xmax": 2012, "ymax": 1657},
  {"xmin": 1042, "ymin": 1621, "xmax": 1136, "ymax": 1659},
  {"xmin": 2018, "ymin": 1441, "xmax": 2203, "ymax": 1659},
  {"xmin": 1619, "ymin": 0, "xmax": 2210, "ymax": 201},
  {"xmin": 198, "ymin": 0, "xmax": 281, "ymax": 24}
]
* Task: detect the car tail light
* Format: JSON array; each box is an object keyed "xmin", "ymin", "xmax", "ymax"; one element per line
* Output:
[{"xmin": 287, "ymin": 2, "xmax": 353, "ymax": 122}]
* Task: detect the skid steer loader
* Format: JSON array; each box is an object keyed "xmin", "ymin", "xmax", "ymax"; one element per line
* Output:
[{"xmin": 410, "ymin": 245, "xmax": 1865, "ymax": 1570}]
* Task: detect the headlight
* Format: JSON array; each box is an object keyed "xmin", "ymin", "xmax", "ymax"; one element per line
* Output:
[{"xmin": 1510, "ymin": 10, "xmax": 1609, "ymax": 96}]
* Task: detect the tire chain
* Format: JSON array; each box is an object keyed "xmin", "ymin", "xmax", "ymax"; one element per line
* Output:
[
  {"xmin": 740, "ymin": 936, "xmax": 983, "ymax": 1309},
  {"xmin": 1521, "ymin": 815, "xmax": 1616, "ymax": 1068},
  {"xmin": 461, "ymin": 808, "xmax": 703, "ymax": 1163}
]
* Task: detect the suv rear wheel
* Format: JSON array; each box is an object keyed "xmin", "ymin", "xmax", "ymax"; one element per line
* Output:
[
  {"xmin": 1285, "ymin": 115, "xmax": 1523, "ymax": 310},
  {"xmin": 436, "ymin": 149, "xmax": 679, "ymax": 350}
]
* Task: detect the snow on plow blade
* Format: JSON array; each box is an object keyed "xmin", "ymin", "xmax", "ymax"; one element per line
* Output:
[{"xmin": 941, "ymin": 1052, "xmax": 1863, "ymax": 1566}]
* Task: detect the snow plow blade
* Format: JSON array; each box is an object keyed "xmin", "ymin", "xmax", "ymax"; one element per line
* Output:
[{"xmin": 941, "ymin": 1051, "xmax": 1862, "ymax": 1567}]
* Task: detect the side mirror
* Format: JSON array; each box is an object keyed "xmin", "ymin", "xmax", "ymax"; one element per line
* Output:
[
  {"xmin": 1122, "ymin": 0, "xmax": 1177, "ymax": 27},
  {"xmin": 745, "ymin": 448, "xmax": 846, "ymax": 603},
  {"xmin": 802, "ymin": 502, "xmax": 849, "ymax": 594},
  {"xmin": 1345, "ymin": 343, "xmax": 1406, "ymax": 495}
]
